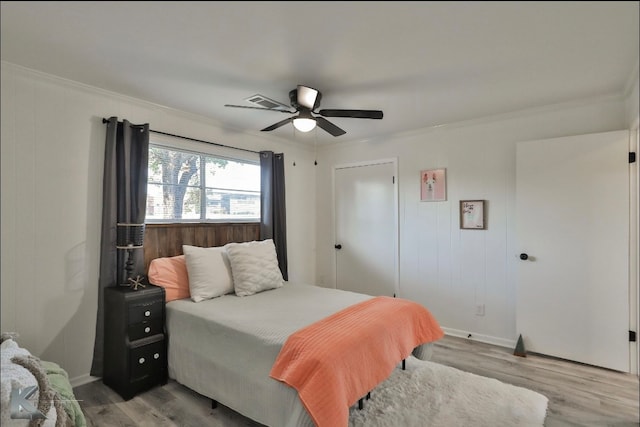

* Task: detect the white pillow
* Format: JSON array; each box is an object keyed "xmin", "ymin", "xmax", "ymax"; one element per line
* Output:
[
  {"xmin": 224, "ymin": 239, "xmax": 284, "ymax": 297},
  {"xmin": 182, "ymin": 245, "xmax": 234, "ymax": 302}
]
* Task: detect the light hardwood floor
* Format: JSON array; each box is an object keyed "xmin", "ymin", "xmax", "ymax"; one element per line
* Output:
[{"xmin": 74, "ymin": 335, "xmax": 639, "ymax": 426}]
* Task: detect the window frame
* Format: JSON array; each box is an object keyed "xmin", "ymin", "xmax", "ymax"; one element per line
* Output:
[{"xmin": 146, "ymin": 133, "xmax": 261, "ymax": 224}]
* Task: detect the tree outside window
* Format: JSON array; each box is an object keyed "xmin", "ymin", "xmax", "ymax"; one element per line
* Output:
[{"xmin": 147, "ymin": 145, "xmax": 259, "ymax": 222}]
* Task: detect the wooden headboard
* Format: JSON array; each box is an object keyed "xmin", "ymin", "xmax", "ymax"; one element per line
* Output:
[{"xmin": 143, "ymin": 222, "xmax": 260, "ymax": 272}]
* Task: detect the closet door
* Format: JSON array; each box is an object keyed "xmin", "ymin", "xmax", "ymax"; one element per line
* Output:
[
  {"xmin": 334, "ymin": 160, "xmax": 398, "ymax": 297},
  {"xmin": 516, "ymin": 130, "xmax": 629, "ymax": 372}
]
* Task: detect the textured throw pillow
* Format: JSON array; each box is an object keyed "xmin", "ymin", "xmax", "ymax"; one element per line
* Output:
[
  {"xmin": 147, "ymin": 255, "xmax": 191, "ymax": 302},
  {"xmin": 182, "ymin": 245, "xmax": 234, "ymax": 302},
  {"xmin": 225, "ymin": 239, "xmax": 284, "ymax": 297}
]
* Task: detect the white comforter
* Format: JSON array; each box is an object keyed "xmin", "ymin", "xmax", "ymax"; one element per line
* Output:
[{"xmin": 166, "ymin": 283, "xmax": 433, "ymax": 427}]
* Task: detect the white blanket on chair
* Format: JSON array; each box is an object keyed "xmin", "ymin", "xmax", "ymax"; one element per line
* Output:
[{"xmin": 1, "ymin": 339, "xmax": 57, "ymax": 427}]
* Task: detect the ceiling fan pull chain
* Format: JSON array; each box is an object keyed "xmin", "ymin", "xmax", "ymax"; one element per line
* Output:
[{"xmin": 314, "ymin": 128, "xmax": 318, "ymax": 166}]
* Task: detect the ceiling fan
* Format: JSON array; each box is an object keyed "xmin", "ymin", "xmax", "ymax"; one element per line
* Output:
[{"xmin": 224, "ymin": 85, "xmax": 383, "ymax": 137}]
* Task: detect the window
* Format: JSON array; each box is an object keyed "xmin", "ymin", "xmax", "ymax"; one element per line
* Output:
[{"xmin": 146, "ymin": 141, "xmax": 260, "ymax": 222}]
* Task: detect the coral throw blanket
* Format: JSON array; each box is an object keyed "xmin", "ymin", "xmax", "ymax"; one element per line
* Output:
[{"xmin": 269, "ymin": 296, "xmax": 444, "ymax": 427}]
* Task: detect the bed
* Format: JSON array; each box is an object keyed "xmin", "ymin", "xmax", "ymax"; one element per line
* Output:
[{"xmin": 147, "ymin": 237, "xmax": 443, "ymax": 427}]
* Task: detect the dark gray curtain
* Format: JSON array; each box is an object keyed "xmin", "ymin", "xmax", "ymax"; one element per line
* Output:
[
  {"xmin": 90, "ymin": 117, "xmax": 149, "ymax": 377},
  {"xmin": 260, "ymin": 151, "xmax": 288, "ymax": 281}
]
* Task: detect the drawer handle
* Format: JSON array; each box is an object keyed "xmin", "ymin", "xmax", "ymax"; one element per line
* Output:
[
  {"xmin": 144, "ymin": 327, "xmax": 151, "ymax": 333},
  {"xmin": 138, "ymin": 357, "xmax": 145, "ymax": 364},
  {"xmin": 153, "ymin": 353, "xmax": 160, "ymax": 360},
  {"xmin": 144, "ymin": 310, "xmax": 151, "ymax": 317}
]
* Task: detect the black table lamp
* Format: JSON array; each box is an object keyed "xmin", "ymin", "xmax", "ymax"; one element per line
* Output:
[{"xmin": 116, "ymin": 223, "xmax": 146, "ymax": 290}]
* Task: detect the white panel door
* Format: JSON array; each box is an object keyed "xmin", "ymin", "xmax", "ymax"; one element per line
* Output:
[
  {"xmin": 516, "ymin": 130, "xmax": 629, "ymax": 372},
  {"xmin": 334, "ymin": 161, "xmax": 397, "ymax": 296}
]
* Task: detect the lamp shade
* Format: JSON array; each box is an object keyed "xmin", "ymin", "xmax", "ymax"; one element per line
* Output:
[
  {"xmin": 116, "ymin": 223, "xmax": 145, "ymax": 248},
  {"xmin": 293, "ymin": 117, "xmax": 317, "ymax": 132}
]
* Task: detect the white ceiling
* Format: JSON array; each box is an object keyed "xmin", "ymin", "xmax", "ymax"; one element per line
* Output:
[{"xmin": 1, "ymin": 1, "xmax": 638, "ymax": 145}]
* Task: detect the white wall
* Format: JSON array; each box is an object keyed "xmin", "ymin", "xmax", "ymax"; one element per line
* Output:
[
  {"xmin": 0, "ymin": 62, "xmax": 317, "ymax": 384},
  {"xmin": 315, "ymin": 95, "xmax": 627, "ymax": 347},
  {"xmin": 2, "ymin": 59, "xmax": 636, "ymax": 383}
]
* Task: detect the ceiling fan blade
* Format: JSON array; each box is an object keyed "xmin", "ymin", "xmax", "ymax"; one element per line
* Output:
[
  {"xmin": 297, "ymin": 85, "xmax": 320, "ymax": 110},
  {"xmin": 318, "ymin": 109, "xmax": 383, "ymax": 119},
  {"xmin": 261, "ymin": 117, "xmax": 294, "ymax": 132},
  {"xmin": 225, "ymin": 104, "xmax": 294, "ymax": 114},
  {"xmin": 315, "ymin": 117, "xmax": 346, "ymax": 137}
]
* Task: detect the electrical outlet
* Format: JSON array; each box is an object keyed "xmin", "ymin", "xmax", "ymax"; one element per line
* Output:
[{"xmin": 475, "ymin": 304, "xmax": 485, "ymax": 316}]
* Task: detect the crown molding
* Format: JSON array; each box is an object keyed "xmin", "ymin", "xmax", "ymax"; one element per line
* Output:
[{"xmin": 1, "ymin": 61, "xmax": 315, "ymax": 154}]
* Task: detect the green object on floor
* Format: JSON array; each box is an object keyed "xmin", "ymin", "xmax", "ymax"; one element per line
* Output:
[
  {"xmin": 41, "ymin": 360, "xmax": 87, "ymax": 427},
  {"xmin": 514, "ymin": 334, "xmax": 526, "ymax": 357}
]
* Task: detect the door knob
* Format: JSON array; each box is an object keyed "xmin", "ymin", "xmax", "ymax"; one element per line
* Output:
[
  {"xmin": 519, "ymin": 253, "xmax": 529, "ymax": 260},
  {"xmin": 334, "ymin": 244, "xmax": 342, "ymax": 250}
]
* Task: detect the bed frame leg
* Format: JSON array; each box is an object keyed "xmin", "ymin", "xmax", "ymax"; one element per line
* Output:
[
  {"xmin": 211, "ymin": 399, "xmax": 218, "ymax": 409},
  {"xmin": 402, "ymin": 359, "xmax": 406, "ymax": 370},
  {"xmin": 358, "ymin": 391, "xmax": 372, "ymax": 410}
]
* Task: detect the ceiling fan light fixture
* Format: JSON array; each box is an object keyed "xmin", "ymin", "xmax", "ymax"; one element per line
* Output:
[
  {"xmin": 293, "ymin": 117, "xmax": 317, "ymax": 132},
  {"xmin": 297, "ymin": 85, "xmax": 319, "ymax": 110}
]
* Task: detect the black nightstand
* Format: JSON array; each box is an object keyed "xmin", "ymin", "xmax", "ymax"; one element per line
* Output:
[{"xmin": 103, "ymin": 284, "xmax": 167, "ymax": 400}]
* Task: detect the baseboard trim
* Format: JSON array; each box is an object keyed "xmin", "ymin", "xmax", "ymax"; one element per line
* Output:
[
  {"xmin": 70, "ymin": 374, "xmax": 100, "ymax": 388},
  {"xmin": 442, "ymin": 327, "xmax": 516, "ymax": 349}
]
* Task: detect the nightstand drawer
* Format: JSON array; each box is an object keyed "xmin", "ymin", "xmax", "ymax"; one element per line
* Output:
[
  {"xmin": 130, "ymin": 339, "xmax": 165, "ymax": 381},
  {"xmin": 128, "ymin": 297, "xmax": 163, "ymax": 324},
  {"xmin": 129, "ymin": 317, "xmax": 164, "ymax": 341}
]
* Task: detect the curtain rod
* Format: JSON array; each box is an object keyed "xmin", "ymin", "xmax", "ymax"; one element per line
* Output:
[{"xmin": 101, "ymin": 118, "xmax": 260, "ymax": 155}]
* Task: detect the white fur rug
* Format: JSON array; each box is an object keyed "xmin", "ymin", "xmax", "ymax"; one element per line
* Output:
[{"xmin": 348, "ymin": 357, "xmax": 548, "ymax": 427}]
